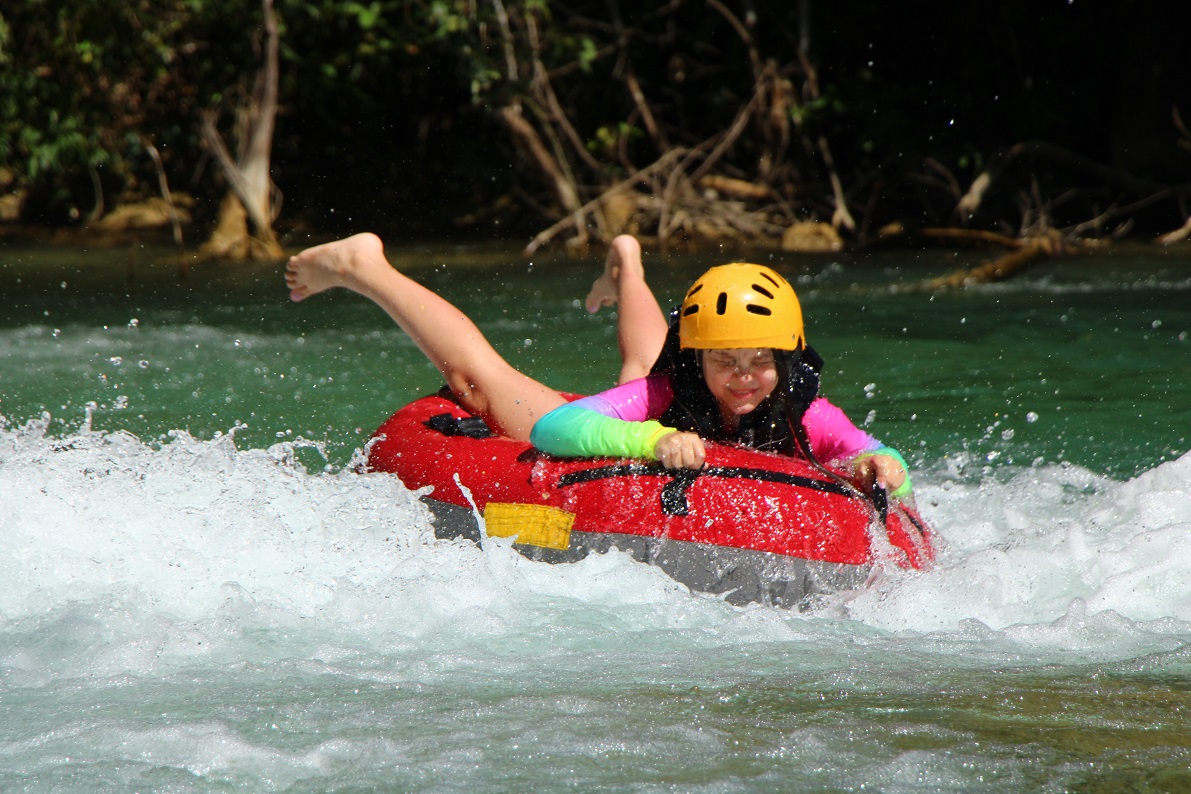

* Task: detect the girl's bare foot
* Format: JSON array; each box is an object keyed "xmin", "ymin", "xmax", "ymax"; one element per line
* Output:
[
  {"xmin": 284, "ymin": 232, "xmax": 389, "ymax": 302},
  {"xmin": 585, "ymin": 234, "xmax": 643, "ymax": 313}
]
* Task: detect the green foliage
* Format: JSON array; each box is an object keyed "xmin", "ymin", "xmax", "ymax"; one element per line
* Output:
[
  {"xmin": 2, "ymin": 0, "xmax": 1183, "ymax": 236},
  {"xmin": 587, "ymin": 123, "xmax": 642, "ymax": 158},
  {"xmin": 427, "ymin": 1, "xmax": 472, "ymax": 37},
  {"xmin": 343, "ymin": 1, "xmax": 383, "ymax": 29},
  {"xmin": 0, "ymin": 0, "xmax": 829, "ymax": 225},
  {"xmin": 0, "ymin": 1, "xmax": 225, "ymax": 218},
  {"xmin": 0, "ymin": 14, "xmax": 10, "ymax": 64}
]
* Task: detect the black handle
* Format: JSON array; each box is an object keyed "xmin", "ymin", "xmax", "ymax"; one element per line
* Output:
[{"xmin": 871, "ymin": 482, "xmax": 889, "ymax": 526}]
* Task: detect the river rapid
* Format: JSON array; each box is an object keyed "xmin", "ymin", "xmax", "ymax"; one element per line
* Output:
[{"xmin": 1, "ymin": 242, "xmax": 1189, "ymax": 791}]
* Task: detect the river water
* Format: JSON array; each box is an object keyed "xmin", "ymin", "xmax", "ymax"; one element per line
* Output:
[{"xmin": 1, "ymin": 241, "xmax": 1188, "ymax": 791}]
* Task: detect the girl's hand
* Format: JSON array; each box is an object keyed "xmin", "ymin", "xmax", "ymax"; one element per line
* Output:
[
  {"xmin": 654, "ymin": 431, "xmax": 706, "ymax": 470},
  {"xmin": 854, "ymin": 453, "xmax": 907, "ymax": 492}
]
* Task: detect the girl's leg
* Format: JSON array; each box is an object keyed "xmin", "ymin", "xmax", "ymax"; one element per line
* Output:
[
  {"xmin": 285, "ymin": 233, "xmax": 564, "ymax": 440},
  {"xmin": 585, "ymin": 235, "xmax": 669, "ymax": 384}
]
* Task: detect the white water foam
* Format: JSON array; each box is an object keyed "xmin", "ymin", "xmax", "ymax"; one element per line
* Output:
[
  {"xmin": 2, "ymin": 417, "xmax": 1189, "ymax": 683},
  {"xmin": 842, "ymin": 453, "xmax": 1191, "ymax": 672}
]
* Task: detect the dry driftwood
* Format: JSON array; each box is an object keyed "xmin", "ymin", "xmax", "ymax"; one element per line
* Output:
[
  {"xmin": 924, "ymin": 231, "xmax": 1075, "ymax": 288},
  {"xmin": 1157, "ymin": 214, "xmax": 1191, "ymax": 244},
  {"xmin": 496, "ymin": 1, "xmax": 856, "ymax": 256},
  {"xmin": 954, "ymin": 140, "xmax": 1173, "ymax": 221}
]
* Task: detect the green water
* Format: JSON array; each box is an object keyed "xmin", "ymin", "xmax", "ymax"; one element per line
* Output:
[
  {"xmin": 2, "ymin": 240, "xmax": 1190, "ymax": 791},
  {"xmin": 3, "ymin": 243, "xmax": 1188, "ymax": 479}
]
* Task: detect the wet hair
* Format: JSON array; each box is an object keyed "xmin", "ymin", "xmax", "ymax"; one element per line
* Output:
[{"xmin": 649, "ymin": 308, "xmax": 823, "ymax": 457}]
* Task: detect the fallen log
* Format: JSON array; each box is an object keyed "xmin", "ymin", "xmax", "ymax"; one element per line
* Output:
[{"xmin": 924, "ymin": 231, "xmax": 1074, "ymax": 288}]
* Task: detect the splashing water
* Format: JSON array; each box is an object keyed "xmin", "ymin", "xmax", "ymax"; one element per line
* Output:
[
  {"xmin": 2, "ymin": 245, "xmax": 1189, "ymax": 789},
  {"xmin": 2, "ymin": 418, "xmax": 1189, "ymax": 790}
]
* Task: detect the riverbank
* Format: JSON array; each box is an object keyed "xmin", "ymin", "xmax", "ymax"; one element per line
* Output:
[{"xmin": 4, "ymin": 218, "xmax": 1190, "ymax": 264}]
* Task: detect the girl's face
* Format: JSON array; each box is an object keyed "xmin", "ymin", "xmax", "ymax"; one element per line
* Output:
[{"xmin": 701, "ymin": 348, "xmax": 779, "ymax": 423}]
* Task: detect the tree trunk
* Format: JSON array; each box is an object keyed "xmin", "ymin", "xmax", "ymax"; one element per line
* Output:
[{"xmin": 199, "ymin": 0, "xmax": 283, "ymax": 261}]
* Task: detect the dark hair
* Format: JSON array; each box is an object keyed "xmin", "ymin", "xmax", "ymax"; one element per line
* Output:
[{"xmin": 649, "ymin": 309, "xmax": 823, "ymax": 457}]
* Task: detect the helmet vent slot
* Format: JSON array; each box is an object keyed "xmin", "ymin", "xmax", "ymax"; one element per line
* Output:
[{"xmin": 676, "ymin": 263, "xmax": 803, "ymax": 351}]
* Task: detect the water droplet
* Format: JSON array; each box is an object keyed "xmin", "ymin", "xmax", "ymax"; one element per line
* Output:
[{"xmin": 1026, "ymin": 411, "xmax": 1039, "ymax": 423}]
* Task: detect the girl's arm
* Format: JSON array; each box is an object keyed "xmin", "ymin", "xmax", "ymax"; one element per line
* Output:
[
  {"xmin": 803, "ymin": 398, "xmax": 912, "ymax": 497},
  {"xmin": 530, "ymin": 375, "xmax": 676, "ymax": 459}
]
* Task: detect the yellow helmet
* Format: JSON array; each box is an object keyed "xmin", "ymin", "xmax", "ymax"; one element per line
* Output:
[{"xmin": 678, "ymin": 263, "xmax": 804, "ymax": 350}]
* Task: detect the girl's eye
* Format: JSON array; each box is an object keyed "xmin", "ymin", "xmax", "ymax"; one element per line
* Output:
[{"xmin": 707, "ymin": 353, "xmax": 773, "ymax": 370}]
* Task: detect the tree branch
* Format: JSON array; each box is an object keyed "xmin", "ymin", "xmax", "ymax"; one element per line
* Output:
[{"xmin": 523, "ymin": 147, "xmax": 688, "ymax": 254}]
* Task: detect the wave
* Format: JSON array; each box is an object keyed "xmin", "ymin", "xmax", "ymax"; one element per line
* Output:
[{"xmin": 2, "ymin": 418, "xmax": 1188, "ymax": 683}]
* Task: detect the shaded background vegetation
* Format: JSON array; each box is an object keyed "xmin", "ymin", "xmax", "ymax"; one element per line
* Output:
[{"xmin": 2, "ymin": 0, "xmax": 1189, "ymax": 251}]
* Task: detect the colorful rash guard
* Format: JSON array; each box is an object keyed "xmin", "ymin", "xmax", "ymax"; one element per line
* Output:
[{"xmin": 530, "ymin": 373, "xmax": 911, "ymax": 495}]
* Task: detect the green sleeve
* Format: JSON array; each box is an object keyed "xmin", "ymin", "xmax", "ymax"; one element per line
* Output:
[
  {"xmin": 530, "ymin": 402, "xmax": 674, "ymax": 460},
  {"xmin": 855, "ymin": 446, "xmax": 913, "ymax": 499}
]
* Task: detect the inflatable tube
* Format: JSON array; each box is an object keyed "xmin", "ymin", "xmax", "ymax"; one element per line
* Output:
[{"xmin": 366, "ymin": 393, "xmax": 935, "ymax": 608}]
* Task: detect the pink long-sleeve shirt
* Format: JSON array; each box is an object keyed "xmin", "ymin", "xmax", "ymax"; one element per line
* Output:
[{"xmin": 530, "ymin": 373, "xmax": 882, "ymax": 465}]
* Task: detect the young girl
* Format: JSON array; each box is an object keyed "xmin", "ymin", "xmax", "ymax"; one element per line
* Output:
[{"xmin": 285, "ymin": 233, "xmax": 909, "ymax": 496}]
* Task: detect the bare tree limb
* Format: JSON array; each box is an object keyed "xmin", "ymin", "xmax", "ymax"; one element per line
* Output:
[
  {"xmin": 86, "ymin": 165, "xmax": 104, "ymax": 223},
  {"xmin": 525, "ymin": 11, "xmax": 602, "ymax": 176},
  {"xmin": 1066, "ymin": 189, "xmax": 1174, "ymax": 238},
  {"xmin": 490, "ymin": 0, "xmax": 519, "ymax": 81},
  {"xmin": 917, "ymin": 228, "xmax": 1023, "ymax": 248},
  {"xmin": 955, "ymin": 140, "xmax": 1183, "ymax": 221},
  {"xmin": 925, "ymin": 232, "xmax": 1073, "ymax": 289},
  {"xmin": 795, "ymin": 48, "xmax": 855, "ymax": 231},
  {"xmin": 688, "ymin": 87, "xmax": 765, "ymax": 184},
  {"xmin": 499, "ymin": 104, "xmax": 582, "ymax": 214},
  {"xmin": 240, "ymin": 0, "xmax": 278, "ymax": 233},
  {"xmin": 143, "ymin": 138, "xmax": 184, "ymax": 245},
  {"xmin": 705, "ymin": 0, "xmax": 761, "ymax": 75},
  {"xmin": 1157, "ymin": 213, "xmax": 1191, "ymax": 244},
  {"xmin": 523, "ymin": 147, "xmax": 688, "ymax": 254},
  {"xmin": 625, "ymin": 69, "xmax": 669, "ymax": 152},
  {"xmin": 200, "ymin": 111, "xmax": 253, "ymax": 210},
  {"xmin": 198, "ymin": 0, "xmax": 281, "ymax": 258}
]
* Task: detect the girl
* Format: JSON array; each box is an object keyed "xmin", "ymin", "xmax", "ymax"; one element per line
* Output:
[{"xmin": 285, "ymin": 233, "xmax": 909, "ymax": 496}]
